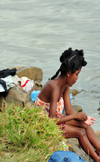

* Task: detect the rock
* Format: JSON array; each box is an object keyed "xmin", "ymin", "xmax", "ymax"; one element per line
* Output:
[
  {"xmin": 66, "ymin": 131, "xmax": 100, "ymax": 162},
  {"xmin": 16, "ymin": 66, "xmax": 43, "ymax": 82},
  {"xmin": 72, "ymin": 105, "xmax": 82, "ymax": 112},
  {"xmin": 70, "ymin": 89, "xmax": 80, "ymax": 96},
  {"xmin": 0, "ymin": 81, "xmax": 42, "ymax": 111},
  {"xmin": 67, "ymin": 138, "xmax": 90, "ymax": 161},
  {"xmin": 67, "ymin": 138, "xmax": 79, "ymax": 147},
  {"xmin": 63, "ymin": 104, "xmax": 82, "ymax": 115},
  {"xmin": 97, "ymin": 107, "xmax": 100, "ymax": 111},
  {"xmin": 34, "ymin": 81, "xmax": 42, "ymax": 90},
  {"xmin": 24, "ymin": 101, "xmax": 34, "ymax": 109},
  {"xmin": 95, "ymin": 131, "xmax": 100, "ymax": 141},
  {"xmin": 5, "ymin": 85, "xmax": 29, "ymax": 107},
  {"xmin": 0, "ymin": 96, "xmax": 10, "ymax": 112},
  {"xmin": 0, "ymin": 85, "xmax": 31, "ymax": 111},
  {"xmin": 8, "ymin": 66, "xmax": 24, "ymax": 71},
  {"xmin": 8, "ymin": 66, "xmax": 43, "ymax": 82}
]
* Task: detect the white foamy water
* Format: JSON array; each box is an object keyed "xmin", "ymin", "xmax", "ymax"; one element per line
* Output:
[{"xmin": 0, "ymin": 0, "xmax": 100, "ymax": 130}]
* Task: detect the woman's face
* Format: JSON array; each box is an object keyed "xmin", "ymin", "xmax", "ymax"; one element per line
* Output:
[{"xmin": 67, "ymin": 67, "xmax": 81, "ymax": 87}]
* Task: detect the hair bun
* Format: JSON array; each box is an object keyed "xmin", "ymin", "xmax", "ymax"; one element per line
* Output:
[
  {"xmin": 60, "ymin": 48, "xmax": 72, "ymax": 63},
  {"xmin": 77, "ymin": 49, "xmax": 84, "ymax": 56},
  {"xmin": 82, "ymin": 60, "xmax": 87, "ymax": 66}
]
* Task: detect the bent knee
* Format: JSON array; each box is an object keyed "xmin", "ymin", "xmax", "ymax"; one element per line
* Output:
[
  {"xmin": 78, "ymin": 128, "xmax": 86, "ymax": 137},
  {"xmin": 82, "ymin": 123, "xmax": 91, "ymax": 130},
  {"xmin": 79, "ymin": 121, "xmax": 91, "ymax": 129}
]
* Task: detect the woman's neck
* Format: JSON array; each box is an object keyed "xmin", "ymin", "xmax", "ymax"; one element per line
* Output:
[{"xmin": 54, "ymin": 75, "xmax": 68, "ymax": 89}]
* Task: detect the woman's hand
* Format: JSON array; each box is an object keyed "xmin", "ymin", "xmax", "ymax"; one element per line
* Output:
[
  {"xmin": 84, "ymin": 116, "xmax": 96, "ymax": 126},
  {"xmin": 74, "ymin": 112, "xmax": 87, "ymax": 121}
]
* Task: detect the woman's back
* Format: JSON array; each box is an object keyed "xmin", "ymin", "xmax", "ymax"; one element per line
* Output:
[{"xmin": 38, "ymin": 79, "xmax": 61, "ymax": 103}]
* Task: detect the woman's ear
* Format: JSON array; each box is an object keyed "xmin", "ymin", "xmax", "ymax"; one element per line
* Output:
[
  {"xmin": 66, "ymin": 71, "xmax": 71, "ymax": 77},
  {"xmin": 66, "ymin": 72, "xmax": 69, "ymax": 77}
]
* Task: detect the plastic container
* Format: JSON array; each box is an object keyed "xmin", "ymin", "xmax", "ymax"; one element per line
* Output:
[
  {"xmin": 31, "ymin": 90, "xmax": 40, "ymax": 102},
  {"xmin": 70, "ymin": 93, "xmax": 72, "ymax": 100}
]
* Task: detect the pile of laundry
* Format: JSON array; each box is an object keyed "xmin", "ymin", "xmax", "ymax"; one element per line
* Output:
[{"xmin": 0, "ymin": 68, "xmax": 34, "ymax": 97}]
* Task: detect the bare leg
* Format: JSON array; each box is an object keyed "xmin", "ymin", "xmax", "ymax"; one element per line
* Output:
[
  {"xmin": 84, "ymin": 125, "xmax": 100, "ymax": 156},
  {"xmin": 64, "ymin": 122, "xmax": 100, "ymax": 161},
  {"xmin": 65, "ymin": 119, "xmax": 100, "ymax": 157}
]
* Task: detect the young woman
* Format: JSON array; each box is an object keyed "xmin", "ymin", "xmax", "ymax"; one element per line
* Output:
[{"xmin": 35, "ymin": 48, "xmax": 100, "ymax": 162}]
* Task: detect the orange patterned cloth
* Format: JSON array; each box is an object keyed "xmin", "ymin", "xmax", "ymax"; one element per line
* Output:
[
  {"xmin": 35, "ymin": 96, "xmax": 66, "ymax": 136},
  {"xmin": 35, "ymin": 97, "xmax": 64, "ymax": 117}
]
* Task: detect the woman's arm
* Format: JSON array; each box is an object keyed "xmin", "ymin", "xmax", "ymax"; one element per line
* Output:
[
  {"xmin": 49, "ymin": 87, "xmax": 59, "ymax": 117},
  {"xmin": 49, "ymin": 85, "xmax": 87, "ymax": 125},
  {"xmin": 63, "ymin": 85, "xmax": 76, "ymax": 115},
  {"xmin": 56, "ymin": 112, "xmax": 87, "ymax": 125}
]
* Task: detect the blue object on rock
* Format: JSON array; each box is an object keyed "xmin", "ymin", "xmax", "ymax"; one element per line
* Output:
[
  {"xmin": 48, "ymin": 151, "xmax": 87, "ymax": 162},
  {"xmin": 62, "ymin": 93, "xmax": 72, "ymax": 114},
  {"xmin": 70, "ymin": 93, "xmax": 72, "ymax": 100},
  {"xmin": 31, "ymin": 90, "xmax": 40, "ymax": 102}
]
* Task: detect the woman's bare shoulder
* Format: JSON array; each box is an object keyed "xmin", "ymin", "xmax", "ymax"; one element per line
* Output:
[
  {"xmin": 43, "ymin": 80, "xmax": 60, "ymax": 98},
  {"xmin": 44, "ymin": 80, "xmax": 58, "ymax": 89},
  {"xmin": 39, "ymin": 80, "xmax": 59, "ymax": 102}
]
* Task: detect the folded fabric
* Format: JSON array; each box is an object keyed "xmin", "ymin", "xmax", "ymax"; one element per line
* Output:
[
  {"xmin": 1, "ymin": 75, "xmax": 19, "ymax": 90},
  {"xmin": 0, "ymin": 68, "xmax": 18, "ymax": 97},
  {"xmin": 0, "ymin": 79, "xmax": 9, "ymax": 97},
  {"xmin": 0, "ymin": 68, "xmax": 16, "ymax": 78},
  {"xmin": 19, "ymin": 77, "xmax": 34, "ymax": 93},
  {"xmin": 0, "ymin": 84, "xmax": 5, "ymax": 92}
]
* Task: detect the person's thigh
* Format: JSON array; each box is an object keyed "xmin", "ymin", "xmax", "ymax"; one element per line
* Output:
[{"xmin": 64, "ymin": 124, "xmax": 86, "ymax": 138}]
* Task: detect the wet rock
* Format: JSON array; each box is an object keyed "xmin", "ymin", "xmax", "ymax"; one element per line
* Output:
[
  {"xmin": 72, "ymin": 105, "xmax": 82, "ymax": 112},
  {"xmin": 97, "ymin": 107, "xmax": 100, "ymax": 111},
  {"xmin": 70, "ymin": 89, "xmax": 80, "ymax": 96}
]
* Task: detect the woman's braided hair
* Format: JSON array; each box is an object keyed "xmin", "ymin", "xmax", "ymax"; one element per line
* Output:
[{"xmin": 50, "ymin": 48, "xmax": 87, "ymax": 80}]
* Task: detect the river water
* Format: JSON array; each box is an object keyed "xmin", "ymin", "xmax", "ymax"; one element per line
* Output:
[{"xmin": 0, "ymin": 0, "xmax": 100, "ymax": 131}]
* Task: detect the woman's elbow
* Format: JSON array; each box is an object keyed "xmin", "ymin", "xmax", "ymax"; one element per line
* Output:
[{"xmin": 65, "ymin": 109, "xmax": 76, "ymax": 115}]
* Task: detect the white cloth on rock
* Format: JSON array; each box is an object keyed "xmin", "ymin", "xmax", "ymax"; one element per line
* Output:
[
  {"xmin": 1, "ymin": 75, "xmax": 19, "ymax": 90},
  {"xmin": 19, "ymin": 77, "xmax": 34, "ymax": 93}
]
